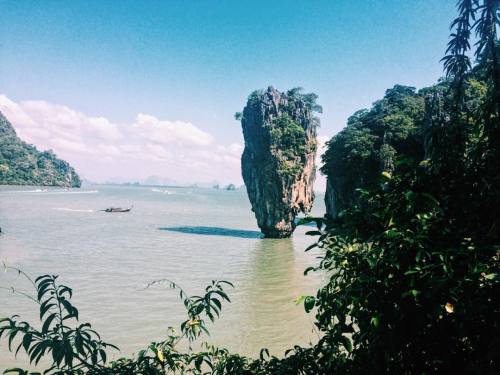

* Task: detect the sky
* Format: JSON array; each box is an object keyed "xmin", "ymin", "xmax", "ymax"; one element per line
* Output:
[{"xmin": 0, "ymin": 0, "xmax": 457, "ymax": 189}]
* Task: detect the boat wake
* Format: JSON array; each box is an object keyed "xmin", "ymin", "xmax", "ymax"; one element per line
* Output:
[
  {"xmin": 0, "ymin": 189, "xmax": 98, "ymax": 195},
  {"xmin": 151, "ymin": 188, "xmax": 174, "ymax": 195},
  {"xmin": 47, "ymin": 190, "xmax": 99, "ymax": 195},
  {"xmin": 52, "ymin": 208, "xmax": 95, "ymax": 212},
  {"xmin": 8, "ymin": 188, "xmax": 49, "ymax": 193}
]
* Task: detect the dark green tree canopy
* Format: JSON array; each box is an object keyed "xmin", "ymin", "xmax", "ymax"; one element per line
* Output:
[{"xmin": 321, "ymin": 84, "xmax": 434, "ymax": 215}]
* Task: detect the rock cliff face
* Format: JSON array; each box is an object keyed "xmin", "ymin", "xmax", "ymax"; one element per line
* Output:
[
  {"xmin": 239, "ymin": 87, "xmax": 318, "ymax": 238},
  {"xmin": 0, "ymin": 111, "xmax": 81, "ymax": 187}
]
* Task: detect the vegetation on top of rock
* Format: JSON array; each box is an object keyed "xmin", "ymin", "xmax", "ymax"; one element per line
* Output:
[
  {"xmin": 268, "ymin": 113, "xmax": 313, "ymax": 177},
  {"xmin": 239, "ymin": 87, "xmax": 321, "ymax": 178},
  {"xmin": 286, "ymin": 87, "xmax": 323, "ymax": 114},
  {"xmin": 0, "ymin": 111, "xmax": 81, "ymax": 187}
]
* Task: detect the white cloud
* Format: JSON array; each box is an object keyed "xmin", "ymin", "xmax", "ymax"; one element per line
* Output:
[
  {"xmin": 0, "ymin": 94, "xmax": 242, "ymax": 185},
  {"xmin": 217, "ymin": 143, "xmax": 244, "ymax": 158},
  {"xmin": 144, "ymin": 144, "xmax": 172, "ymax": 161},
  {"xmin": 51, "ymin": 138, "xmax": 90, "ymax": 154},
  {"xmin": 97, "ymin": 144, "xmax": 122, "ymax": 158},
  {"xmin": 132, "ymin": 113, "xmax": 213, "ymax": 147},
  {"xmin": 0, "ymin": 96, "xmax": 122, "ymax": 147},
  {"xmin": 0, "ymin": 95, "xmax": 37, "ymax": 127},
  {"xmin": 87, "ymin": 117, "xmax": 122, "ymax": 140},
  {"xmin": 120, "ymin": 144, "xmax": 142, "ymax": 153}
]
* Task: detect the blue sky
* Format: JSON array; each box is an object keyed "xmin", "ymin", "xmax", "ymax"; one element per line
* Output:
[{"xmin": 0, "ymin": 0, "xmax": 456, "ymax": 187}]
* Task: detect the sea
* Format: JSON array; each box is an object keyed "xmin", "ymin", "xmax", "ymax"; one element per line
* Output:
[{"xmin": 0, "ymin": 185, "xmax": 324, "ymax": 369}]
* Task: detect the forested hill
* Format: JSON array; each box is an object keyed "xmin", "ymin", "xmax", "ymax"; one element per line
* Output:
[
  {"xmin": 0, "ymin": 111, "xmax": 81, "ymax": 187},
  {"xmin": 320, "ymin": 83, "xmax": 443, "ymax": 217}
]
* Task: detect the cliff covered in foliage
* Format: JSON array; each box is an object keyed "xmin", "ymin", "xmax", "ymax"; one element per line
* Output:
[
  {"xmin": 320, "ymin": 77, "xmax": 489, "ymax": 219},
  {"xmin": 321, "ymin": 84, "xmax": 436, "ymax": 217},
  {"xmin": 239, "ymin": 87, "xmax": 320, "ymax": 237},
  {"xmin": 0, "ymin": 111, "xmax": 81, "ymax": 187}
]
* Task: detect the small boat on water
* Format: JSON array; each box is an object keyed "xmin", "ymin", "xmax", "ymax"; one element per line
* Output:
[{"xmin": 101, "ymin": 206, "xmax": 133, "ymax": 213}]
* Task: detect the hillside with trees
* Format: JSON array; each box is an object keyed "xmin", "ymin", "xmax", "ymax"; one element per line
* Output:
[
  {"xmin": 0, "ymin": 111, "xmax": 81, "ymax": 187},
  {"xmin": 321, "ymin": 84, "xmax": 433, "ymax": 217}
]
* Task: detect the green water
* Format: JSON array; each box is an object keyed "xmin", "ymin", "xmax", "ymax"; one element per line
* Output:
[{"xmin": 0, "ymin": 185, "xmax": 323, "ymax": 369}]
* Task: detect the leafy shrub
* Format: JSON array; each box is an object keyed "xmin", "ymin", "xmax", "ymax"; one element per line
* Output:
[{"xmin": 0, "ymin": 267, "xmax": 234, "ymax": 374}]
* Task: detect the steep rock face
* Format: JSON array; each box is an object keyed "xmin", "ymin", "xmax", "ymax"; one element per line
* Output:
[
  {"xmin": 0, "ymin": 111, "xmax": 81, "ymax": 187},
  {"xmin": 240, "ymin": 87, "xmax": 318, "ymax": 238}
]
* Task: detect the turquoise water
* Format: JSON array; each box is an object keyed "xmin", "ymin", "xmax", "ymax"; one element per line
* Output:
[{"xmin": 0, "ymin": 185, "xmax": 324, "ymax": 369}]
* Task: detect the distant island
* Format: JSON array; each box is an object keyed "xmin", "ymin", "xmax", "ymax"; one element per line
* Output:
[
  {"xmin": 213, "ymin": 183, "xmax": 238, "ymax": 190},
  {"xmin": 0, "ymin": 111, "xmax": 81, "ymax": 187}
]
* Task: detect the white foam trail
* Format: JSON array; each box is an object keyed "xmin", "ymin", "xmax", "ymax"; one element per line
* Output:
[
  {"xmin": 46, "ymin": 190, "xmax": 99, "ymax": 195},
  {"xmin": 6, "ymin": 188, "xmax": 49, "ymax": 193},
  {"xmin": 151, "ymin": 188, "xmax": 173, "ymax": 195},
  {"xmin": 0, "ymin": 189, "xmax": 98, "ymax": 195},
  {"xmin": 52, "ymin": 208, "xmax": 95, "ymax": 212}
]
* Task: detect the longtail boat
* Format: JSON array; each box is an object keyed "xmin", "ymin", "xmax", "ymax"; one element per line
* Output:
[{"xmin": 101, "ymin": 206, "xmax": 132, "ymax": 213}]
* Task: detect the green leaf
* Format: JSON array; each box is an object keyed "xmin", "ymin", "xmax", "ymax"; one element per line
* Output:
[
  {"xmin": 3, "ymin": 368, "xmax": 28, "ymax": 375},
  {"xmin": 304, "ymin": 296, "xmax": 316, "ymax": 313},
  {"xmin": 305, "ymin": 243, "xmax": 317, "ymax": 252},
  {"xmin": 304, "ymin": 266, "xmax": 316, "ymax": 275},
  {"xmin": 41, "ymin": 313, "xmax": 57, "ymax": 334},
  {"xmin": 58, "ymin": 286, "xmax": 73, "ymax": 299},
  {"xmin": 37, "ymin": 283, "xmax": 52, "ymax": 302},
  {"xmin": 385, "ymin": 229, "xmax": 400, "ymax": 238},
  {"xmin": 8, "ymin": 329, "xmax": 20, "ymax": 351},
  {"xmin": 404, "ymin": 289, "xmax": 420, "ymax": 298},
  {"xmin": 39, "ymin": 300, "xmax": 56, "ymax": 321},
  {"xmin": 381, "ymin": 171, "xmax": 392, "ymax": 180},
  {"xmin": 259, "ymin": 348, "xmax": 270, "ymax": 360},
  {"xmin": 34, "ymin": 275, "xmax": 51, "ymax": 283},
  {"xmin": 99, "ymin": 348, "xmax": 107, "ymax": 364},
  {"xmin": 404, "ymin": 270, "xmax": 419, "ymax": 276},
  {"xmin": 294, "ymin": 295, "xmax": 306, "ymax": 305},
  {"xmin": 21, "ymin": 333, "xmax": 32, "ymax": 352},
  {"xmin": 340, "ymin": 336, "xmax": 352, "ymax": 352}
]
